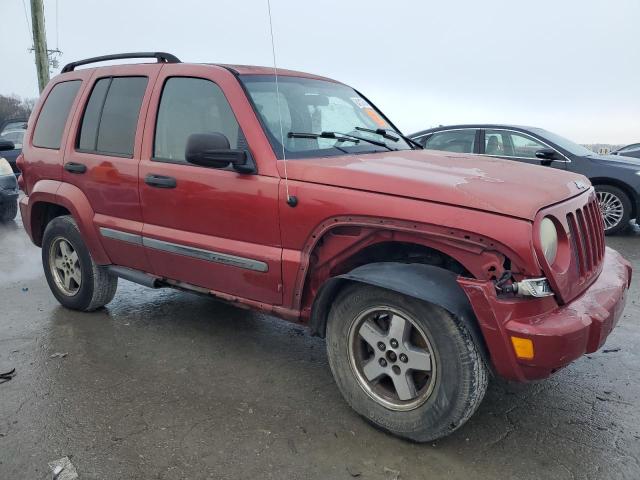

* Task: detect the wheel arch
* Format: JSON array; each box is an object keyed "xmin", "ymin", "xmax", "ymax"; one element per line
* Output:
[
  {"xmin": 309, "ymin": 262, "xmax": 491, "ymax": 366},
  {"xmin": 28, "ymin": 182, "xmax": 111, "ymax": 264}
]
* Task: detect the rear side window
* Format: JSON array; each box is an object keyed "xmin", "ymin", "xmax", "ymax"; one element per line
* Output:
[
  {"xmin": 77, "ymin": 76, "xmax": 148, "ymax": 157},
  {"xmin": 424, "ymin": 129, "xmax": 477, "ymax": 153},
  {"xmin": 33, "ymin": 80, "xmax": 81, "ymax": 149}
]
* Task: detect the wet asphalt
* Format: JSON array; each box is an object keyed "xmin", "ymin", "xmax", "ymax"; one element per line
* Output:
[{"xmin": 0, "ymin": 216, "xmax": 638, "ymax": 480}]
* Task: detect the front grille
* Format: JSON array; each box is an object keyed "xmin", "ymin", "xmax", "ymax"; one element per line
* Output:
[{"xmin": 566, "ymin": 197, "xmax": 605, "ymax": 280}]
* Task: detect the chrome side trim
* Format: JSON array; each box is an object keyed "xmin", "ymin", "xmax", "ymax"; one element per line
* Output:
[
  {"xmin": 99, "ymin": 227, "xmax": 143, "ymax": 245},
  {"xmin": 143, "ymin": 237, "xmax": 269, "ymax": 273}
]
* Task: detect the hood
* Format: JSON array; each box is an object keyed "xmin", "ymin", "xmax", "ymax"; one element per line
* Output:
[{"xmin": 282, "ymin": 150, "xmax": 590, "ymax": 220}]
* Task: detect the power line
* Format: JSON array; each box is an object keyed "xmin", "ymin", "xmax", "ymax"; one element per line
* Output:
[{"xmin": 21, "ymin": 0, "xmax": 32, "ymax": 40}]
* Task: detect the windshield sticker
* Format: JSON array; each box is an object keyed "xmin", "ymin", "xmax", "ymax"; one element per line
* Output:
[
  {"xmin": 350, "ymin": 97, "xmax": 371, "ymax": 109},
  {"xmin": 364, "ymin": 108, "xmax": 389, "ymax": 128}
]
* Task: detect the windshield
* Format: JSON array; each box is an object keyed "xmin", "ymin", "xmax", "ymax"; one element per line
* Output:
[
  {"xmin": 530, "ymin": 128, "xmax": 594, "ymax": 157},
  {"xmin": 241, "ymin": 75, "xmax": 411, "ymax": 159}
]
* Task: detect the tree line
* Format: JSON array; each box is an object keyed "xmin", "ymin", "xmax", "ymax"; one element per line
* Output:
[{"xmin": 0, "ymin": 94, "xmax": 36, "ymax": 128}]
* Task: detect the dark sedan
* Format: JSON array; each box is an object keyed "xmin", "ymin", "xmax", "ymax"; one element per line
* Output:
[
  {"xmin": 0, "ymin": 118, "xmax": 27, "ymax": 176},
  {"xmin": 612, "ymin": 143, "xmax": 640, "ymax": 159},
  {"xmin": 410, "ymin": 125, "xmax": 640, "ymax": 235}
]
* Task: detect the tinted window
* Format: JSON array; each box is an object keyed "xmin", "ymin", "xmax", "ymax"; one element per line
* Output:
[
  {"xmin": 33, "ymin": 80, "xmax": 81, "ymax": 149},
  {"xmin": 424, "ymin": 130, "xmax": 476, "ymax": 153},
  {"xmin": 485, "ymin": 129, "xmax": 547, "ymax": 158},
  {"xmin": 78, "ymin": 78, "xmax": 109, "ymax": 151},
  {"xmin": 154, "ymin": 77, "xmax": 243, "ymax": 162},
  {"xmin": 78, "ymin": 77, "xmax": 148, "ymax": 156}
]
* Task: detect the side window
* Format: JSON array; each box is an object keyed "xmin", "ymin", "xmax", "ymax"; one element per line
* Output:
[
  {"xmin": 424, "ymin": 130, "xmax": 476, "ymax": 153},
  {"xmin": 33, "ymin": 80, "xmax": 81, "ymax": 149},
  {"xmin": 509, "ymin": 132, "xmax": 547, "ymax": 158},
  {"xmin": 485, "ymin": 129, "xmax": 547, "ymax": 158},
  {"xmin": 77, "ymin": 76, "xmax": 148, "ymax": 157},
  {"xmin": 154, "ymin": 77, "xmax": 243, "ymax": 162}
]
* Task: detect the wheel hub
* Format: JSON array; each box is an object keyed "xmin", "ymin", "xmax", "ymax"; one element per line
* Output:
[
  {"xmin": 348, "ymin": 306, "xmax": 437, "ymax": 411},
  {"xmin": 49, "ymin": 237, "xmax": 82, "ymax": 296},
  {"xmin": 596, "ymin": 190, "xmax": 624, "ymax": 231}
]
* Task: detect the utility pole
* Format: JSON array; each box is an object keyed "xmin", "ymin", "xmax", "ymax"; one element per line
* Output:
[{"xmin": 30, "ymin": 0, "xmax": 50, "ymax": 93}]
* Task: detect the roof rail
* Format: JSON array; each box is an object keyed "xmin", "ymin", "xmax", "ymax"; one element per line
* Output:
[{"xmin": 61, "ymin": 52, "xmax": 180, "ymax": 73}]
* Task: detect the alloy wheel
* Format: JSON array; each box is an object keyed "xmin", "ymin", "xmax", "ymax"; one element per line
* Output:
[
  {"xmin": 596, "ymin": 190, "xmax": 624, "ymax": 231},
  {"xmin": 348, "ymin": 306, "xmax": 437, "ymax": 411},
  {"xmin": 49, "ymin": 237, "xmax": 82, "ymax": 296}
]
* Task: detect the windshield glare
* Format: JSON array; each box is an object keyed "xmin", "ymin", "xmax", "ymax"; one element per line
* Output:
[
  {"xmin": 241, "ymin": 75, "xmax": 411, "ymax": 159},
  {"xmin": 530, "ymin": 128, "xmax": 594, "ymax": 157}
]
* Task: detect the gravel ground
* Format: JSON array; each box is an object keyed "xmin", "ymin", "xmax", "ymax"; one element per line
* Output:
[{"xmin": 1, "ymin": 216, "xmax": 638, "ymax": 480}]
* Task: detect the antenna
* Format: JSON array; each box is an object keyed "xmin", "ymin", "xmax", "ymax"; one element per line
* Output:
[{"xmin": 266, "ymin": 0, "xmax": 297, "ymax": 207}]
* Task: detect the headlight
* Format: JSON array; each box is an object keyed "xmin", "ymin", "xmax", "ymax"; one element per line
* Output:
[
  {"xmin": 0, "ymin": 157, "xmax": 13, "ymax": 176},
  {"xmin": 539, "ymin": 217, "xmax": 558, "ymax": 265}
]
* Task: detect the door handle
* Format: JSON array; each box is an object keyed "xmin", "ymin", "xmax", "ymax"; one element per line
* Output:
[
  {"xmin": 64, "ymin": 162, "xmax": 87, "ymax": 174},
  {"xmin": 145, "ymin": 174, "xmax": 177, "ymax": 189}
]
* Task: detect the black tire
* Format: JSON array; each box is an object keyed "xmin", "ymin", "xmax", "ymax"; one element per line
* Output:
[
  {"xmin": 326, "ymin": 283, "xmax": 488, "ymax": 442},
  {"xmin": 0, "ymin": 199, "xmax": 17, "ymax": 222},
  {"xmin": 42, "ymin": 215, "xmax": 118, "ymax": 311},
  {"xmin": 595, "ymin": 185, "xmax": 631, "ymax": 235}
]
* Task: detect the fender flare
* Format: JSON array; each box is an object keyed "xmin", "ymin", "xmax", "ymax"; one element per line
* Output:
[{"xmin": 309, "ymin": 262, "xmax": 489, "ymax": 362}]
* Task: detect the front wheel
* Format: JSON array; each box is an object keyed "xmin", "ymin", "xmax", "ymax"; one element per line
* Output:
[
  {"xmin": 326, "ymin": 283, "xmax": 488, "ymax": 442},
  {"xmin": 595, "ymin": 185, "xmax": 631, "ymax": 235},
  {"xmin": 42, "ymin": 215, "xmax": 118, "ymax": 311}
]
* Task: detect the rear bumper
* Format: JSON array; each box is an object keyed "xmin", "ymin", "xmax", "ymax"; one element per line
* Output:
[{"xmin": 459, "ymin": 247, "xmax": 632, "ymax": 382}]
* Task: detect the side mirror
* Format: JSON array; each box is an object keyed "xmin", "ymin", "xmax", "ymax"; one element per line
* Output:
[
  {"xmin": 535, "ymin": 148, "xmax": 558, "ymax": 161},
  {"xmin": 0, "ymin": 140, "xmax": 15, "ymax": 151},
  {"xmin": 185, "ymin": 133, "xmax": 255, "ymax": 173}
]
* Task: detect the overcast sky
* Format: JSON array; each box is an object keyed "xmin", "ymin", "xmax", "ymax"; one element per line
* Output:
[{"xmin": 1, "ymin": 0, "xmax": 638, "ymax": 143}]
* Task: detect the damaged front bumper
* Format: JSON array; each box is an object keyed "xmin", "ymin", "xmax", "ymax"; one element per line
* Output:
[{"xmin": 459, "ymin": 247, "xmax": 632, "ymax": 382}]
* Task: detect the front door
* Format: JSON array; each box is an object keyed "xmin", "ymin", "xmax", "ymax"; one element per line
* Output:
[
  {"xmin": 481, "ymin": 129, "xmax": 568, "ymax": 170},
  {"xmin": 138, "ymin": 66, "xmax": 282, "ymax": 304}
]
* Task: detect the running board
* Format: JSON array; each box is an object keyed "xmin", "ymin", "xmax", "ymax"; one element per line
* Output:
[{"xmin": 107, "ymin": 266, "xmax": 162, "ymax": 289}]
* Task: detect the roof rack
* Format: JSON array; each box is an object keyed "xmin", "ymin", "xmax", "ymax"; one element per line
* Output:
[{"xmin": 61, "ymin": 52, "xmax": 181, "ymax": 73}]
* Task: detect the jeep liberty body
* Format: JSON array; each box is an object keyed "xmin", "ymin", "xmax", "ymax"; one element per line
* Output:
[{"xmin": 17, "ymin": 53, "xmax": 632, "ymax": 441}]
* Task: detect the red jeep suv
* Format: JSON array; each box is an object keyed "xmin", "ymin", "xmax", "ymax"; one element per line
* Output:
[{"xmin": 17, "ymin": 52, "xmax": 632, "ymax": 442}]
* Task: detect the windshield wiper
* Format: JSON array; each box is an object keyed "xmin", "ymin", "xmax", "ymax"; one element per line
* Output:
[
  {"xmin": 355, "ymin": 127, "xmax": 399, "ymax": 142},
  {"xmin": 355, "ymin": 126, "xmax": 423, "ymax": 150},
  {"xmin": 288, "ymin": 131, "xmax": 396, "ymax": 151},
  {"xmin": 288, "ymin": 131, "xmax": 359, "ymax": 143}
]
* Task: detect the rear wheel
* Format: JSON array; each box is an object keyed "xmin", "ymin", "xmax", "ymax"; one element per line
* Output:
[
  {"xmin": 595, "ymin": 185, "xmax": 631, "ymax": 235},
  {"xmin": 0, "ymin": 199, "xmax": 17, "ymax": 222},
  {"xmin": 326, "ymin": 283, "xmax": 488, "ymax": 442},
  {"xmin": 42, "ymin": 215, "xmax": 118, "ymax": 311}
]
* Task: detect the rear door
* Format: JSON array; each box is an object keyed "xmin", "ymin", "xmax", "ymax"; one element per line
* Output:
[
  {"xmin": 62, "ymin": 64, "xmax": 161, "ymax": 271},
  {"xmin": 138, "ymin": 65, "xmax": 282, "ymax": 304},
  {"xmin": 480, "ymin": 128, "xmax": 568, "ymax": 170},
  {"xmin": 420, "ymin": 129, "xmax": 480, "ymax": 154}
]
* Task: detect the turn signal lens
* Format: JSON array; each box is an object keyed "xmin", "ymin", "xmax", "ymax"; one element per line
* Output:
[{"xmin": 511, "ymin": 336, "xmax": 534, "ymax": 360}]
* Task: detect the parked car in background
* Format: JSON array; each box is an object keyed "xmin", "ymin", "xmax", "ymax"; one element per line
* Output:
[
  {"xmin": 611, "ymin": 143, "xmax": 640, "ymax": 159},
  {"xmin": 0, "ymin": 118, "xmax": 28, "ymax": 176},
  {"xmin": 410, "ymin": 125, "xmax": 640, "ymax": 235},
  {"xmin": 17, "ymin": 53, "xmax": 631, "ymax": 442},
  {"xmin": 0, "ymin": 140, "xmax": 19, "ymax": 221}
]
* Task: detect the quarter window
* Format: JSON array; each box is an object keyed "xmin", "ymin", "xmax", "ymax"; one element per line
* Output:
[
  {"xmin": 77, "ymin": 76, "xmax": 148, "ymax": 157},
  {"xmin": 423, "ymin": 130, "xmax": 476, "ymax": 153},
  {"xmin": 154, "ymin": 77, "xmax": 244, "ymax": 162},
  {"xmin": 33, "ymin": 80, "xmax": 81, "ymax": 149}
]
